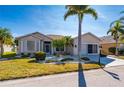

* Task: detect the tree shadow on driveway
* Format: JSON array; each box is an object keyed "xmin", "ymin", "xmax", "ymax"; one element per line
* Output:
[
  {"xmin": 78, "ymin": 63, "xmax": 87, "ymax": 87},
  {"xmin": 101, "ymin": 67, "xmax": 120, "ymax": 80}
]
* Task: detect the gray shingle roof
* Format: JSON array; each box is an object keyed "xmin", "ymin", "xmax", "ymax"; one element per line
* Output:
[{"xmin": 47, "ymin": 35, "xmax": 64, "ymax": 40}]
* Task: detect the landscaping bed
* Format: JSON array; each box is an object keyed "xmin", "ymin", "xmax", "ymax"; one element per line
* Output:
[{"xmin": 0, "ymin": 58, "xmax": 101, "ymax": 81}]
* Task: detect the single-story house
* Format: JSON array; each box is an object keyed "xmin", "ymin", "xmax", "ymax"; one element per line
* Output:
[
  {"xmin": 16, "ymin": 32, "xmax": 101, "ymax": 56},
  {"xmin": 100, "ymin": 35, "xmax": 124, "ymax": 55}
]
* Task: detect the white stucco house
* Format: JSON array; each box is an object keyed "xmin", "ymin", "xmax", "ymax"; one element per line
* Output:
[{"xmin": 16, "ymin": 32, "xmax": 101, "ymax": 56}]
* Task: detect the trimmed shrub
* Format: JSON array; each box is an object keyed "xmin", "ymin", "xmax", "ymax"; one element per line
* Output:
[
  {"xmin": 45, "ymin": 59, "xmax": 57, "ymax": 63},
  {"xmin": 61, "ymin": 58, "xmax": 74, "ymax": 62},
  {"xmin": 81, "ymin": 57, "xmax": 90, "ymax": 61},
  {"xmin": 108, "ymin": 47, "xmax": 116, "ymax": 54},
  {"xmin": 2, "ymin": 52, "xmax": 16, "ymax": 58},
  {"xmin": 21, "ymin": 53, "xmax": 31, "ymax": 57},
  {"xmin": 34, "ymin": 52, "xmax": 46, "ymax": 61}
]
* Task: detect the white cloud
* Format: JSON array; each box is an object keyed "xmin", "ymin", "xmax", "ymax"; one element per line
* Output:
[{"xmin": 97, "ymin": 11, "xmax": 108, "ymax": 20}]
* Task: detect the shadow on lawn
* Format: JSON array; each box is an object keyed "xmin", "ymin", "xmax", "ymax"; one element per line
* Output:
[
  {"xmin": 78, "ymin": 63, "xmax": 87, "ymax": 87},
  {"xmin": 28, "ymin": 60, "xmax": 37, "ymax": 63},
  {"xmin": 101, "ymin": 67, "xmax": 120, "ymax": 80}
]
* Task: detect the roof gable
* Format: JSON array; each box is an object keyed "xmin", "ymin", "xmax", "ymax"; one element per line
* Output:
[
  {"xmin": 74, "ymin": 32, "xmax": 101, "ymax": 41},
  {"xmin": 16, "ymin": 32, "xmax": 52, "ymax": 41}
]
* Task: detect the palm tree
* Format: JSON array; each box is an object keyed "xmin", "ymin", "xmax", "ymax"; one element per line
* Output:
[
  {"xmin": 63, "ymin": 36, "xmax": 73, "ymax": 54},
  {"xmin": 64, "ymin": 5, "xmax": 98, "ymax": 60},
  {"xmin": 52, "ymin": 39, "xmax": 65, "ymax": 55},
  {"xmin": 0, "ymin": 27, "xmax": 13, "ymax": 57},
  {"xmin": 107, "ymin": 20, "xmax": 124, "ymax": 56}
]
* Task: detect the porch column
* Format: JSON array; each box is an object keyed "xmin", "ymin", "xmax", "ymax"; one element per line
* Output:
[
  {"xmin": 40, "ymin": 41, "xmax": 44, "ymax": 52},
  {"xmin": 35, "ymin": 40, "xmax": 37, "ymax": 52},
  {"xmin": 51, "ymin": 42, "xmax": 54, "ymax": 54},
  {"xmin": 98, "ymin": 44, "xmax": 100, "ymax": 54},
  {"xmin": 38, "ymin": 40, "xmax": 40, "ymax": 51},
  {"xmin": 21, "ymin": 40, "xmax": 23, "ymax": 52},
  {"xmin": 25, "ymin": 40, "xmax": 27, "ymax": 52},
  {"xmin": 86, "ymin": 44, "xmax": 88, "ymax": 55}
]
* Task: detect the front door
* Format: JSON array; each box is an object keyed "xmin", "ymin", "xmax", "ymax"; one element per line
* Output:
[{"xmin": 44, "ymin": 42, "xmax": 51, "ymax": 54}]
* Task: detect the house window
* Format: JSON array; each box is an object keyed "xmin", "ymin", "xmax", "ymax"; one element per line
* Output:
[
  {"xmin": 27, "ymin": 41, "xmax": 35, "ymax": 51},
  {"xmin": 88, "ymin": 44, "xmax": 98, "ymax": 54}
]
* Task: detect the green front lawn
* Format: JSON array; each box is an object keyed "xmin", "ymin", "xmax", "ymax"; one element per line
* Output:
[{"xmin": 0, "ymin": 58, "xmax": 101, "ymax": 81}]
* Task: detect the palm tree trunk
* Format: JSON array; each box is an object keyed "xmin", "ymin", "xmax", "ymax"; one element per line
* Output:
[
  {"xmin": 115, "ymin": 39, "xmax": 118, "ymax": 56},
  {"xmin": 0, "ymin": 42, "xmax": 3, "ymax": 58},
  {"xmin": 66, "ymin": 46, "xmax": 69, "ymax": 55},
  {"xmin": 65, "ymin": 46, "xmax": 68, "ymax": 54},
  {"xmin": 1, "ymin": 43, "xmax": 4, "ymax": 57},
  {"xmin": 0, "ymin": 45, "xmax": 1, "ymax": 58},
  {"xmin": 78, "ymin": 16, "xmax": 82, "ymax": 61}
]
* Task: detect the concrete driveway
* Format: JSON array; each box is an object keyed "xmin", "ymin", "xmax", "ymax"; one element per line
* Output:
[
  {"xmin": 0, "ymin": 65, "xmax": 124, "ymax": 87},
  {"xmin": 87, "ymin": 55, "xmax": 124, "ymax": 67}
]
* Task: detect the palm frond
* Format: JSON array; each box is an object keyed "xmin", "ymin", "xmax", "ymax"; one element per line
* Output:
[
  {"xmin": 120, "ymin": 25, "xmax": 124, "ymax": 28},
  {"xmin": 107, "ymin": 29, "xmax": 112, "ymax": 35},
  {"xmin": 118, "ymin": 28, "xmax": 124, "ymax": 34},
  {"xmin": 66, "ymin": 5, "xmax": 89, "ymax": 11},
  {"xmin": 64, "ymin": 10, "xmax": 77, "ymax": 20},
  {"xmin": 120, "ymin": 17, "xmax": 124, "ymax": 21},
  {"xmin": 83, "ymin": 8, "xmax": 98, "ymax": 20},
  {"xmin": 120, "ymin": 11, "xmax": 124, "ymax": 14},
  {"xmin": 110, "ymin": 20, "xmax": 119, "ymax": 27}
]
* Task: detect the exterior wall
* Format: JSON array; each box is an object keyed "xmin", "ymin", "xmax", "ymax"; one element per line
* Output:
[{"xmin": 73, "ymin": 34, "xmax": 100, "ymax": 55}]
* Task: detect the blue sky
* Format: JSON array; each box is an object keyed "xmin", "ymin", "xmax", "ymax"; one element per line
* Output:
[{"xmin": 0, "ymin": 5, "xmax": 124, "ymax": 37}]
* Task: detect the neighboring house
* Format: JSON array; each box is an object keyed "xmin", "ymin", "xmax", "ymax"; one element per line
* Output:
[
  {"xmin": 0, "ymin": 45, "xmax": 14, "ymax": 53},
  {"xmin": 4, "ymin": 45, "xmax": 13, "ymax": 52},
  {"xmin": 100, "ymin": 36, "xmax": 124, "ymax": 55},
  {"xmin": 16, "ymin": 32, "xmax": 101, "ymax": 56}
]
